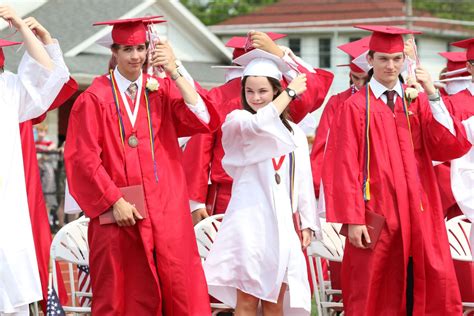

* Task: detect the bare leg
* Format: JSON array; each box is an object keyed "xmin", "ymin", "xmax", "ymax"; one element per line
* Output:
[
  {"xmin": 235, "ymin": 289, "xmax": 259, "ymax": 316},
  {"xmin": 58, "ymin": 197, "xmax": 65, "ymax": 227},
  {"xmin": 262, "ymin": 283, "xmax": 287, "ymax": 316}
]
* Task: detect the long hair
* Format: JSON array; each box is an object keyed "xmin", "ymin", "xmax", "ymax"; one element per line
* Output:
[{"xmin": 241, "ymin": 76, "xmax": 293, "ymax": 132}]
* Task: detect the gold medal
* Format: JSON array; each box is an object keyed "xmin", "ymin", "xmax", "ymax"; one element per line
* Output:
[
  {"xmin": 275, "ymin": 172, "xmax": 281, "ymax": 184},
  {"xmin": 128, "ymin": 135, "xmax": 138, "ymax": 148}
]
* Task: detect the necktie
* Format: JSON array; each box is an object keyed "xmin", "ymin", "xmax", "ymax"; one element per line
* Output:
[
  {"xmin": 127, "ymin": 82, "xmax": 138, "ymax": 104},
  {"xmin": 384, "ymin": 90, "xmax": 396, "ymax": 112}
]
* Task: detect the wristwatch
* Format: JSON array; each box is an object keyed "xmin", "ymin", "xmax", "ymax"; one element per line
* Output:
[
  {"xmin": 170, "ymin": 70, "xmax": 182, "ymax": 81},
  {"xmin": 428, "ymin": 90, "xmax": 441, "ymax": 102},
  {"xmin": 170, "ymin": 60, "xmax": 183, "ymax": 81},
  {"xmin": 285, "ymin": 87, "xmax": 297, "ymax": 100}
]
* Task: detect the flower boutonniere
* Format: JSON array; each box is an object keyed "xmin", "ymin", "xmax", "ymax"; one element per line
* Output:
[
  {"xmin": 404, "ymin": 76, "xmax": 422, "ymax": 107},
  {"xmin": 146, "ymin": 77, "xmax": 159, "ymax": 92},
  {"xmin": 405, "ymin": 87, "xmax": 419, "ymax": 106}
]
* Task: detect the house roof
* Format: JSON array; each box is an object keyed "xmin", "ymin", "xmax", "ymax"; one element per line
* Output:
[
  {"xmin": 213, "ymin": 0, "xmax": 474, "ymax": 37},
  {"xmin": 219, "ymin": 0, "xmax": 406, "ymax": 25},
  {"xmin": 1, "ymin": 0, "xmax": 230, "ymax": 88}
]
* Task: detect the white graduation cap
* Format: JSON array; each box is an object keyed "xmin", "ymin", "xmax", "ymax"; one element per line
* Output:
[
  {"xmin": 96, "ymin": 31, "xmax": 114, "ymax": 48},
  {"xmin": 435, "ymin": 75, "xmax": 472, "ymax": 83},
  {"xmin": 352, "ymin": 50, "xmax": 371, "ymax": 73},
  {"xmin": 440, "ymin": 67, "xmax": 469, "ymax": 78},
  {"xmin": 210, "ymin": 65, "xmax": 244, "ymax": 69},
  {"xmin": 210, "ymin": 65, "xmax": 244, "ymax": 83},
  {"xmin": 233, "ymin": 49, "xmax": 291, "ymax": 81}
]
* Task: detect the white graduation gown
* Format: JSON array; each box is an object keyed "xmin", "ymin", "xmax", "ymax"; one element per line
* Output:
[
  {"xmin": 451, "ymin": 116, "xmax": 474, "ymax": 256},
  {"xmin": 0, "ymin": 49, "xmax": 69, "ymax": 313},
  {"xmin": 203, "ymin": 104, "xmax": 321, "ymax": 315}
]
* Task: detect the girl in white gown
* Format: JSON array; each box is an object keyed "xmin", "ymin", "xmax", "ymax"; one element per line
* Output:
[{"xmin": 203, "ymin": 49, "xmax": 322, "ymax": 315}]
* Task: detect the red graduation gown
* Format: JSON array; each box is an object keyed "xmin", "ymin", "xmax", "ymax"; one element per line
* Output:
[
  {"xmin": 322, "ymin": 87, "xmax": 470, "ymax": 315},
  {"xmin": 434, "ymin": 90, "xmax": 474, "ymax": 218},
  {"xmin": 183, "ymin": 67, "xmax": 334, "ymax": 213},
  {"xmin": 310, "ymin": 87, "xmax": 352, "ymax": 198},
  {"xmin": 65, "ymin": 73, "xmax": 220, "ymax": 316},
  {"xmin": 20, "ymin": 78, "xmax": 77, "ymax": 311}
]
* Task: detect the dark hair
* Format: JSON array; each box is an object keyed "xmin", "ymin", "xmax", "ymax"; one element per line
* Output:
[
  {"xmin": 366, "ymin": 50, "xmax": 405, "ymax": 84},
  {"xmin": 110, "ymin": 42, "xmax": 150, "ymax": 51},
  {"xmin": 241, "ymin": 76, "xmax": 293, "ymax": 132}
]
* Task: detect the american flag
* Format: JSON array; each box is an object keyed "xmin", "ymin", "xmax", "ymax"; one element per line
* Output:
[
  {"xmin": 77, "ymin": 264, "xmax": 92, "ymax": 307},
  {"xmin": 46, "ymin": 286, "xmax": 66, "ymax": 316}
]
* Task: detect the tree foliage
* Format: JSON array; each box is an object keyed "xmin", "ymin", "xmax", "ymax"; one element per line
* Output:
[
  {"xmin": 181, "ymin": 0, "xmax": 277, "ymax": 25},
  {"xmin": 414, "ymin": 0, "xmax": 474, "ymax": 21}
]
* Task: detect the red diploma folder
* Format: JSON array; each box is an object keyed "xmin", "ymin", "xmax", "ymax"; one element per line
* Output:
[
  {"xmin": 205, "ymin": 183, "xmax": 218, "ymax": 216},
  {"xmin": 99, "ymin": 185, "xmax": 148, "ymax": 225},
  {"xmin": 339, "ymin": 210, "xmax": 385, "ymax": 249}
]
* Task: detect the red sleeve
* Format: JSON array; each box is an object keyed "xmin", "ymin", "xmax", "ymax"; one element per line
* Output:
[
  {"xmin": 182, "ymin": 133, "xmax": 215, "ymax": 203},
  {"xmin": 418, "ymin": 94, "xmax": 471, "ymax": 161},
  {"xmin": 31, "ymin": 77, "xmax": 78, "ymax": 125},
  {"xmin": 64, "ymin": 92, "xmax": 122, "ymax": 218},
  {"xmin": 322, "ymin": 99, "xmax": 366, "ymax": 224},
  {"xmin": 288, "ymin": 67, "xmax": 334, "ymax": 123},
  {"xmin": 310, "ymin": 94, "xmax": 338, "ymax": 197}
]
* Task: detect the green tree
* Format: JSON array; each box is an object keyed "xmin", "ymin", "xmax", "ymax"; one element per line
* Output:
[
  {"xmin": 181, "ymin": 0, "xmax": 278, "ymax": 25},
  {"xmin": 414, "ymin": 0, "xmax": 474, "ymax": 21}
]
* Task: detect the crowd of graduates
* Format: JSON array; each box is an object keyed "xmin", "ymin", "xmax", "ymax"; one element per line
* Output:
[{"xmin": 1, "ymin": 3, "xmax": 473, "ymax": 316}]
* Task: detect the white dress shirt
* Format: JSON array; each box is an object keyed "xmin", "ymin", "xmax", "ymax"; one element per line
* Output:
[{"xmin": 369, "ymin": 77, "xmax": 455, "ymax": 136}]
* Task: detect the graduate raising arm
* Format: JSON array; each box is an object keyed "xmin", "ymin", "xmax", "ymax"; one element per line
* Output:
[
  {"xmin": 150, "ymin": 40, "xmax": 205, "ymax": 111},
  {"xmin": 0, "ymin": 5, "xmax": 53, "ymax": 70}
]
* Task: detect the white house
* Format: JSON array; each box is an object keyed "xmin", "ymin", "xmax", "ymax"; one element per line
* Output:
[{"xmin": 208, "ymin": 0, "xmax": 474, "ymax": 121}]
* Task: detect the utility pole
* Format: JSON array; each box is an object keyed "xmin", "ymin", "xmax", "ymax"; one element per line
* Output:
[{"xmin": 406, "ymin": 0, "xmax": 413, "ymax": 29}]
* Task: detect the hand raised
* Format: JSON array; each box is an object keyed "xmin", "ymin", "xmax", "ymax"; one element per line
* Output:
[
  {"xmin": 287, "ymin": 74, "xmax": 307, "ymax": 96},
  {"xmin": 249, "ymin": 30, "xmax": 284, "ymax": 58},
  {"xmin": 23, "ymin": 17, "xmax": 53, "ymax": 45},
  {"xmin": 150, "ymin": 40, "xmax": 177, "ymax": 74},
  {"xmin": 0, "ymin": 5, "xmax": 24, "ymax": 30}
]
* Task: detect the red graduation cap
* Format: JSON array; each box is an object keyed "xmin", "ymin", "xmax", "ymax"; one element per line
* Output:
[
  {"xmin": 354, "ymin": 25, "xmax": 421, "ymax": 54},
  {"xmin": 337, "ymin": 36, "xmax": 371, "ymax": 73},
  {"xmin": 225, "ymin": 32, "xmax": 286, "ymax": 60},
  {"xmin": 93, "ymin": 16, "xmax": 165, "ymax": 46},
  {"xmin": 439, "ymin": 51, "xmax": 467, "ymax": 72},
  {"xmin": 0, "ymin": 38, "xmax": 22, "ymax": 68},
  {"xmin": 451, "ymin": 38, "xmax": 474, "ymax": 60}
]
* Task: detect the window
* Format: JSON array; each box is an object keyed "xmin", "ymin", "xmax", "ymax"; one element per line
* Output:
[
  {"xmin": 289, "ymin": 38, "xmax": 301, "ymax": 56},
  {"xmin": 319, "ymin": 38, "xmax": 331, "ymax": 68},
  {"xmin": 348, "ymin": 37, "xmax": 361, "ymax": 63},
  {"xmin": 349, "ymin": 37, "xmax": 361, "ymax": 42}
]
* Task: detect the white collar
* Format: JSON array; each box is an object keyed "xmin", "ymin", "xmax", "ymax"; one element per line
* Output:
[
  {"xmin": 468, "ymin": 82, "xmax": 474, "ymax": 96},
  {"xmin": 113, "ymin": 67, "xmax": 143, "ymax": 127},
  {"xmin": 446, "ymin": 80, "xmax": 472, "ymax": 96},
  {"xmin": 369, "ymin": 76, "xmax": 403, "ymax": 99}
]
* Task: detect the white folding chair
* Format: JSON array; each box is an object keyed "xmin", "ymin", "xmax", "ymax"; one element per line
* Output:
[
  {"xmin": 446, "ymin": 215, "xmax": 474, "ymax": 315},
  {"xmin": 307, "ymin": 218, "xmax": 345, "ymax": 316},
  {"xmin": 194, "ymin": 214, "xmax": 233, "ymax": 316},
  {"xmin": 50, "ymin": 216, "xmax": 91, "ymax": 314}
]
